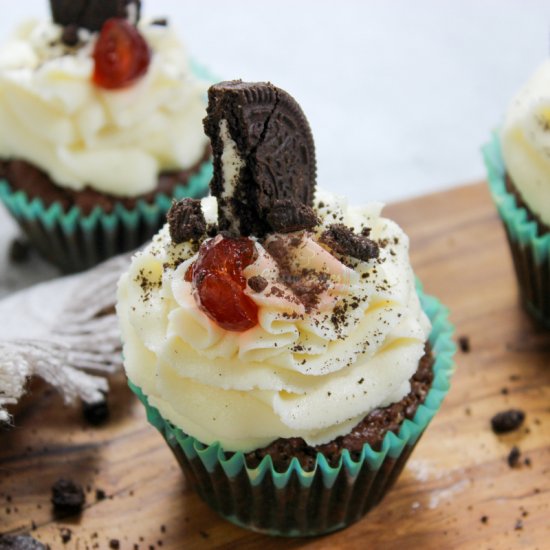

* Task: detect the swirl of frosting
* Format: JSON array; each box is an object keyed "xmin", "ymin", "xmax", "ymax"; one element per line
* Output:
[
  {"xmin": 117, "ymin": 191, "xmax": 431, "ymax": 452},
  {"xmin": 501, "ymin": 59, "xmax": 550, "ymax": 225},
  {"xmin": 0, "ymin": 18, "xmax": 208, "ymax": 197}
]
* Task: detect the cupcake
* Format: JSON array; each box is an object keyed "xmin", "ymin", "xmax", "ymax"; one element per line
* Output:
[
  {"xmin": 0, "ymin": 0, "xmax": 212, "ymax": 272},
  {"xmin": 117, "ymin": 81, "xmax": 456, "ymax": 536},
  {"xmin": 483, "ymin": 60, "xmax": 550, "ymax": 327}
]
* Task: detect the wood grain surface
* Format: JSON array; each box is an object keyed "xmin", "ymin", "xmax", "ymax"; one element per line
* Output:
[{"xmin": 1, "ymin": 182, "xmax": 549, "ymax": 549}]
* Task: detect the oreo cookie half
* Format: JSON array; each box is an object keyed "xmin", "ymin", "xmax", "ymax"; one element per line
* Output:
[
  {"xmin": 49, "ymin": 0, "xmax": 141, "ymax": 31},
  {"xmin": 204, "ymin": 80, "xmax": 316, "ymax": 236}
]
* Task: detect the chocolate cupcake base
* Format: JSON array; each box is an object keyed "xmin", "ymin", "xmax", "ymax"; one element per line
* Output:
[
  {"xmin": 0, "ymin": 155, "xmax": 212, "ymax": 273},
  {"xmin": 503, "ymin": 175, "xmax": 550, "ymax": 326},
  {"xmin": 130, "ymin": 286, "xmax": 455, "ymax": 536},
  {"xmin": 169, "ymin": 429, "xmax": 419, "ymax": 536},
  {"xmin": 483, "ymin": 134, "xmax": 550, "ymax": 328}
]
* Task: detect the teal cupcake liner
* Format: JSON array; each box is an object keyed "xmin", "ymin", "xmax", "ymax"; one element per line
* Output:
[
  {"xmin": 0, "ymin": 160, "xmax": 212, "ymax": 273},
  {"xmin": 129, "ymin": 283, "xmax": 456, "ymax": 536},
  {"xmin": 482, "ymin": 133, "xmax": 550, "ymax": 326}
]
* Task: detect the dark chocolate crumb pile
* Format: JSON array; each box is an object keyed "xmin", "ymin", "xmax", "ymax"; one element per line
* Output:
[
  {"xmin": 51, "ymin": 478, "xmax": 85, "ymax": 516},
  {"xmin": 320, "ymin": 224, "xmax": 379, "ymax": 262},
  {"xmin": 242, "ymin": 344, "xmax": 434, "ymax": 471},
  {"xmin": 491, "ymin": 409, "xmax": 525, "ymax": 434},
  {"xmin": 167, "ymin": 198, "xmax": 207, "ymax": 244},
  {"xmin": 82, "ymin": 397, "xmax": 109, "ymax": 426},
  {"xmin": 204, "ymin": 80, "xmax": 316, "ymax": 236},
  {"xmin": 265, "ymin": 236, "xmax": 330, "ymax": 312},
  {"xmin": 0, "ymin": 534, "xmax": 48, "ymax": 550},
  {"xmin": 266, "ymin": 199, "xmax": 319, "ymax": 233}
]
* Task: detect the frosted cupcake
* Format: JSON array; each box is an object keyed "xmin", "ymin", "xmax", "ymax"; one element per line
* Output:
[
  {"xmin": 118, "ymin": 81, "xmax": 456, "ymax": 535},
  {"xmin": 0, "ymin": 0, "xmax": 211, "ymax": 272},
  {"xmin": 483, "ymin": 60, "xmax": 550, "ymax": 326}
]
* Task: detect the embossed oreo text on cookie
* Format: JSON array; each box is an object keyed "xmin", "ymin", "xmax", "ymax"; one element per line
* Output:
[
  {"xmin": 203, "ymin": 80, "xmax": 317, "ymax": 236},
  {"xmin": 49, "ymin": 0, "xmax": 141, "ymax": 31}
]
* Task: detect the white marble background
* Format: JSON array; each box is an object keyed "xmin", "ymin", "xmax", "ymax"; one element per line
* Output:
[{"xmin": 0, "ymin": 0, "xmax": 549, "ymax": 293}]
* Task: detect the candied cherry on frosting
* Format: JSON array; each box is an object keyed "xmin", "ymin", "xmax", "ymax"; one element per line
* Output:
[
  {"xmin": 92, "ymin": 18, "xmax": 151, "ymax": 90},
  {"xmin": 186, "ymin": 236, "xmax": 259, "ymax": 332}
]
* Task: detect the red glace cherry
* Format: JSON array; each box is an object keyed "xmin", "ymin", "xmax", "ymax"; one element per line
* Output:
[
  {"xmin": 92, "ymin": 18, "xmax": 151, "ymax": 90},
  {"xmin": 187, "ymin": 236, "xmax": 259, "ymax": 332}
]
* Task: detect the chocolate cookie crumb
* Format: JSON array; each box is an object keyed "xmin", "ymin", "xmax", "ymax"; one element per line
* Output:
[
  {"xmin": 109, "ymin": 540, "xmax": 120, "ymax": 549},
  {"xmin": 491, "ymin": 409, "xmax": 525, "ymax": 433},
  {"xmin": 9, "ymin": 238, "xmax": 31, "ymax": 263},
  {"xmin": 151, "ymin": 17, "xmax": 168, "ymax": 26},
  {"xmin": 0, "ymin": 534, "xmax": 47, "ymax": 549},
  {"xmin": 266, "ymin": 200, "xmax": 319, "ymax": 233},
  {"xmin": 61, "ymin": 24, "xmax": 79, "ymax": 47},
  {"xmin": 95, "ymin": 488, "xmax": 106, "ymax": 501},
  {"xmin": 248, "ymin": 275, "xmax": 268, "ymax": 293},
  {"xmin": 167, "ymin": 198, "xmax": 206, "ymax": 244},
  {"xmin": 83, "ymin": 398, "xmax": 109, "ymax": 426},
  {"xmin": 507, "ymin": 446, "xmax": 521, "ymax": 468},
  {"xmin": 480, "ymin": 515, "xmax": 489, "ymax": 524},
  {"xmin": 51, "ymin": 478, "xmax": 85, "ymax": 516},
  {"xmin": 320, "ymin": 224, "xmax": 379, "ymax": 261},
  {"xmin": 458, "ymin": 335, "xmax": 470, "ymax": 353},
  {"xmin": 59, "ymin": 528, "xmax": 72, "ymax": 544}
]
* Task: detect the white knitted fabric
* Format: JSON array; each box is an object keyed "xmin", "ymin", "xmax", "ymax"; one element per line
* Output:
[{"xmin": 0, "ymin": 254, "xmax": 129, "ymax": 422}]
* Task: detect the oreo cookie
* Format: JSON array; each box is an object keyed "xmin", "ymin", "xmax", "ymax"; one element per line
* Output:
[
  {"xmin": 167, "ymin": 198, "xmax": 206, "ymax": 244},
  {"xmin": 204, "ymin": 80, "xmax": 316, "ymax": 236},
  {"xmin": 266, "ymin": 199, "xmax": 319, "ymax": 233},
  {"xmin": 320, "ymin": 224, "xmax": 380, "ymax": 262},
  {"xmin": 49, "ymin": 0, "xmax": 141, "ymax": 31}
]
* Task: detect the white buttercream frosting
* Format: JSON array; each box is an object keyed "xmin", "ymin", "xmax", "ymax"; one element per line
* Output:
[
  {"xmin": 0, "ymin": 18, "xmax": 208, "ymax": 197},
  {"xmin": 117, "ymin": 191, "xmax": 431, "ymax": 452},
  {"xmin": 501, "ymin": 59, "xmax": 550, "ymax": 225}
]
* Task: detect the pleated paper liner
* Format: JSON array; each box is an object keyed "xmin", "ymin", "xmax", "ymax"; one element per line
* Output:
[
  {"xmin": 483, "ymin": 133, "xmax": 550, "ymax": 327},
  {"xmin": 129, "ymin": 284, "xmax": 456, "ymax": 537},
  {"xmin": 0, "ymin": 160, "xmax": 212, "ymax": 273}
]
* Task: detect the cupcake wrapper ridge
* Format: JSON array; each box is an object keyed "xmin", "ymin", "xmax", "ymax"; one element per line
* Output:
[
  {"xmin": 483, "ymin": 133, "xmax": 550, "ymax": 326},
  {"xmin": 129, "ymin": 283, "xmax": 456, "ymax": 536}
]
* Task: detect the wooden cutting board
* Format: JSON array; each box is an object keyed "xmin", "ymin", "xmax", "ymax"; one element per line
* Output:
[{"xmin": 1, "ymin": 182, "xmax": 549, "ymax": 550}]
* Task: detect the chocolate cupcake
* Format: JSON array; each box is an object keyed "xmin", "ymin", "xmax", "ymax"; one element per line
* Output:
[
  {"xmin": 0, "ymin": 0, "xmax": 212, "ymax": 272},
  {"xmin": 483, "ymin": 60, "xmax": 550, "ymax": 326},
  {"xmin": 118, "ymin": 81, "xmax": 456, "ymax": 535}
]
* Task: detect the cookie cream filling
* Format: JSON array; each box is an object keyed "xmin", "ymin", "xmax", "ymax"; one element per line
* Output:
[
  {"xmin": 117, "ymin": 190, "xmax": 431, "ymax": 452},
  {"xmin": 0, "ymin": 18, "xmax": 208, "ymax": 197},
  {"xmin": 501, "ymin": 59, "xmax": 550, "ymax": 225},
  {"xmin": 218, "ymin": 119, "xmax": 244, "ymax": 233}
]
